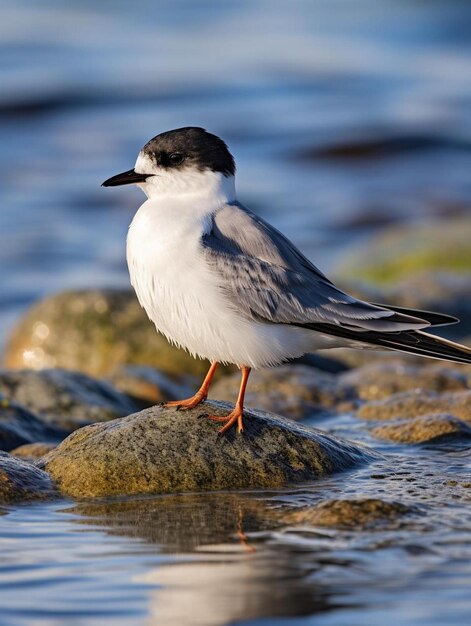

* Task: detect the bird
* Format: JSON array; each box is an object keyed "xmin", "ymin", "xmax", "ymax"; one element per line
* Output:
[{"xmin": 103, "ymin": 126, "xmax": 471, "ymax": 435}]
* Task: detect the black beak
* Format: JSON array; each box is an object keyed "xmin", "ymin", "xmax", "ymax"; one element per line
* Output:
[{"xmin": 101, "ymin": 169, "xmax": 150, "ymax": 187}]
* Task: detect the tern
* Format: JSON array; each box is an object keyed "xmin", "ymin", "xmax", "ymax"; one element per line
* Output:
[{"xmin": 103, "ymin": 127, "xmax": 471, "ymax": 434}]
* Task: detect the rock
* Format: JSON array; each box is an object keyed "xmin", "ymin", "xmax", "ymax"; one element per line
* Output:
[
  {"xmin": 0, "ymin": 369, "xmax": 137, "ymax": 432},
  {"xmin": 339, "ymin": 360, "xmax": 470, "ymax": 402},
  {"xmin": 39, "ymin": 402, "xmax": 376, "ymax": 499},
  {"xmin": 335, "ymin": 219, "xmax": 471, "ymax": 285},
  {"xmin": 10, "ymin": 442, "xmax": 57, "ymax": 459},
  {"xmin": 108, "ymin": 365, "xmax": 195, "ymax": 407},
  {"xmin": 358, "ymin": 389, "xmax": 471, "ymax": 422},
  {"xmin": 0, "ymin": 451, "xmax": 57, "ymax": 503},
  {"xmin": 0, "ymin": 395, "xmax": 67, "ymax": 452},
  {"xmin": 283, "ymin": 498, "xmax": 413, "ymax": 529},
  {"xmin": 371, "ymin": 413, "xmax": 471, "ymax": 444},
  {"xmin": 4, "ymin": 289, "xmax": 220, "ymax": 379},
  {"xmin": 211, "ymin": 365, "xmax": 356, "ymax": 421}
]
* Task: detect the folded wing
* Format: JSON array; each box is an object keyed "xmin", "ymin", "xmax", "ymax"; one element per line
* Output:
[{"xmin": 202, "ymin": 203, "xmax": 430, "ymax": 333}]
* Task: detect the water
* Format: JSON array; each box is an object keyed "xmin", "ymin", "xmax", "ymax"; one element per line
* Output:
[
  {"xmin": 1, "ymin": 0, "xmax": 471, "ymax": 341},
  {"xmin": 1, "ymin": 1, "xmax": 471, "ymax": 624},
  {"xmin": 1, "ymin": 441, "xmax": 471, "ymax": 626}
]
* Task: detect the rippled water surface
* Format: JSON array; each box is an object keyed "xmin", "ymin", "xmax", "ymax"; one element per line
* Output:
[
  {"xmin": 1, "ymin": 1, "xmax": 471, "ymax": 624},
  {"xmin": 1, "ymin": 441, "xmax": 471, "ymax": 626}
]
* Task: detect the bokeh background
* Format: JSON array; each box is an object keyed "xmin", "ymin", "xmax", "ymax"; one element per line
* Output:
[
  {"xmin": 2, "ymin": 3, "xmax": 471, "ymax": 626},
  {"xmin": 2, "ymin": 0, "xmax": 471, "ymax": 344}
]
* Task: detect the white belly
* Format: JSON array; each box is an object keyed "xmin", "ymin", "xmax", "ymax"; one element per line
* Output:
[{"xmin": 126, "ymin": 199, "xmax": 343, "ymax": 368}]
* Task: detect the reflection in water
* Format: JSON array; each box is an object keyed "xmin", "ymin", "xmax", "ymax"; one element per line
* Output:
[
  {"xmin": 66, "ymin": 493, "xmax": 279, "ymax": 551},
  {"xmin": 140, "ymin": 549, "xmax": 336, "ymax": 626},
  {"xmin": 66, "ymin": 493, "xmax": 342, "ymax": 626},
  {"xmin": 1, "ymin": 450, "xmax": 470, "ymax": 625},
  {"xmin": 55, "ymin": 450, "xmax": 471, "ymax": 626}
]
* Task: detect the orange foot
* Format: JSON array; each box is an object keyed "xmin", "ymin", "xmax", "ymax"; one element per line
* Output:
[
  {"xmin": 205, "ymin": 406, "xmax": 244, "ymax": 435},
  {"xmin": 163, "ymin": 392, "xmax": 207, "ymax": 411}
]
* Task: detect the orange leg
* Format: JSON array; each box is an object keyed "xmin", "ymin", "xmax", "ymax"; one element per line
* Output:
[
  {"xmin": 205, "ymin": 366, "xmax": 251, "ymax": 435},
  {"xmin": 163, "ymin": 361, "xmax": 218, "ymax": 410}
]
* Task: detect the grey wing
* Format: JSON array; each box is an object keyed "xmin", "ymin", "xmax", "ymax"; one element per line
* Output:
[{"xmin": 201, "ymin": 202, "xmax": 430, "ymax": 332}]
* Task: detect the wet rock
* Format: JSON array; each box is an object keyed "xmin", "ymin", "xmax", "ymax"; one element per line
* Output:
[
  {"xmin": 283, "ymin": 498, "xmax": 413, "ymax": 529},
  {"xmin": 0, "ymin": 395, "xmax": 67, "ymax": 452},
  {"xmin": 39, "ymin": 402, "xmax": 376, "ymax": 499},
  {"xmin": 10, "ymin": 442, "xmax": 57, "ymax": 460},
  {"xmin": 0, "ymin": 451, "xmax": 57, "ymax": 503},
  {"xmin": 335, "ymin": 219, "xmax": 471, "ymax": 285},
  {"xmin": 211, "ymin": 365, "xmax": 356, "ymax": 421},
  {"xmin": 358, "ymin": 389, "xmax": 471, "ymax": 422},
  {"xmin": 108, "ymin": 365, "xmax": 195, "ymax": 408},
  {"xmin": 0, "ymin": 369, "xmax": 137, "ymax": 432},
  {"xmin": 4, "ymin": 289, "xmax": 218, "ymax": 379},
  {"xmin": 371, "ymin": 413, "xmax": 471, "ymax": 444},
  {"xmin": 340, "ymin": 360, "xmax": 470, "ymax": 402}
]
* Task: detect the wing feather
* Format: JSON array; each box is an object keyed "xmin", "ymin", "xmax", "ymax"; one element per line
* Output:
[{"xmin": 202, "ymin": 203, "xmax": 430, "ymax": 332}]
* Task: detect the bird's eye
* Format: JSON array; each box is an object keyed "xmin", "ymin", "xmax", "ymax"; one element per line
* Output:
[{"xmin": 169, "ymin": 153, "xmax": 184, "ymax": 165}]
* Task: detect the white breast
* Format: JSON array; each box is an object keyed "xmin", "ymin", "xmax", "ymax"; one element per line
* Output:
[{"xmin": 126, "ymin": 175, "xmax": 338, "ymax": 368}]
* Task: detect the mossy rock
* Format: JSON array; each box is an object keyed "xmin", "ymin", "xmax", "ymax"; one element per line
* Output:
[
  {"xmin": 336, "ymin": 219, "xmax": 471, "ymax": 285},
  {"xmin": 4, "ymin": 289, "xmax": 225, "ymax": 380},
  {"xmin": 39, "ymin": 402, "xmax": 377, "ymax": 499}
]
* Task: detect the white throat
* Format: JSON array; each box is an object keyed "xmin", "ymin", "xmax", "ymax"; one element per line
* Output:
[{"xmin": 134, "ymin": 152, "xmax": 236, "ymax": 204}]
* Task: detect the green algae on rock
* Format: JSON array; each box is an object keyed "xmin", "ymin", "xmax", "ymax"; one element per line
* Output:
[
  {"xmin": 283, "ymin": 498, "xmax": 414, "ymax": 530},
  {"xmin": 39, "ymin": 402, "xmax": 377, "ymax": 499},
  {"xmin": 0, "ymin": 369, "xmax": 137, "ymax": 432},
  {"xmin": 371, "ymin": 413, "xmax": 471, "ymax": 444},
  {"xmin": 211, "ymin": 365, "xmax": 357, "ymax": 421},
  {"xmin": 0, "ymin": 451, "xmax": 57, "ymax": 503},
  {"xmin": 335, "ymin": 219, "xmax": 471, "ymax": 285},
  {"xmin": 3, "ymin": 289, "xmax": 224, "ymax": 379}
]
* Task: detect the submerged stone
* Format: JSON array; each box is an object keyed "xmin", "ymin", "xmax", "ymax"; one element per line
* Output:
[
  {"xmin": 40, "ymin": 402, "xmax": 376, "ymax": 499},
  {"xmin": 0, "ymin": 451, "xmax": 57, "ymax": 503},
  {"xmin": 283, "ymin": 498, "xmax": 413, "ymax": 529}
]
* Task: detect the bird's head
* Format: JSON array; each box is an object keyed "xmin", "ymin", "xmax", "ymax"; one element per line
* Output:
[{"xmin": 102, "ymin": 127, "xmax": 236, "ymax": 200}]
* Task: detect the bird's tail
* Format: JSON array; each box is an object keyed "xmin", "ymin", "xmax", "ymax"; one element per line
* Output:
[{"xmin": 301, "ymin": 323, "xmax": 471, "ymax": 364}]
